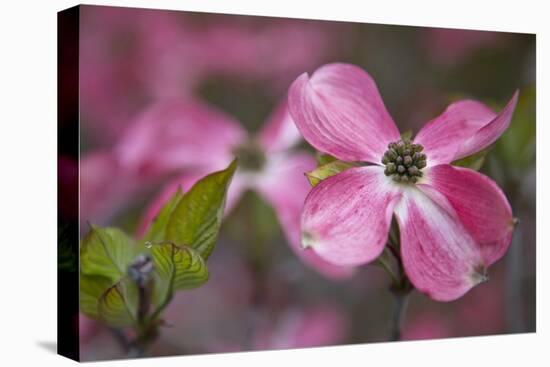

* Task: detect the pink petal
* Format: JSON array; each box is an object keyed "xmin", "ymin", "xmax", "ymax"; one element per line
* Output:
[
  {"xmin": 287, "ymin": 63, "xmax": 400, "ymax": 163},
  {"xmin": 115, "ymin": 99, "xmax": 246, "ymax": 175},
  {"xmin": 419, "ymin": 164, "xmax": 514, "ymax": 266},
  {"xmin": 300, "ymin": 166, "xmax": 401, "ymax": 266},
  {"xmin": 414, "ymin": 91, "xmax": 518, "ymax": 165},
  {"xmin": 255, "ymin": 153, "xmax": 354, "ymax": 279},
  {"xmin": 257, "ymin": 101, "xmax": 302, "ymax": 153},
  {"xmin": 394, "ymin": 189, "xmax": 487, "ymax": 301},
  {"xmin": 457, "ymin": 91, "xmax": 519, "ymax": 159}
]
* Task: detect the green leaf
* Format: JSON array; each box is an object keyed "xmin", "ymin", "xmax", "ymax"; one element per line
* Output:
[
  {"xmin": 147, "ymin": 243, "xmax": 208, "ymax": 320},
  {"xmin": 452, "ymin": 147, "xmax": 490, "ymax": 171},
  {"xmin": 165, "ymin": 159, "xmax": 237, "ymax": 260},
  {"xmin": 80, "ymin": 274, "xmax": 114, "ymax": 320},
  {"xmin": 98, "ymin": 277, "xmax": 138, "ymax": 327},
  {"xmin": 80, "ymin": 226, "xmax": 136, "ymax": 281},
  {"xmin": 151, "ymin": 243, "xmax": 209, "ymax": 290},
  {"xmin": 143, "ymin": 188, "xmax": 184, "ymax": 243},
  {"xmin": 306, "ymin": 160, "xmax": 357, "ymax": 187},
  {"xmin": 316, "ymin": 153, "xmax": 338, "ymax": 166}
]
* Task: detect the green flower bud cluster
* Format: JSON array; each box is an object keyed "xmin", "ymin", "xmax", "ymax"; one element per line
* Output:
[
  {"xmin": 128, "ymin": 254, "xmax": 154, "ymax": 287},
  {"xmin": 382, "ymin": 139, "xmax": 426, "ymax": 183}
]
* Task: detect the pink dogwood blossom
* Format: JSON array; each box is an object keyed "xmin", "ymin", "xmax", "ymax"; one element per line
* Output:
[
  {"xmin": 288, "ymin": 63, "xmax": 518, "ymax": 301},
  {"xmin": 118, "ymin": 99, "xmax": 353, "ymax": 279}
]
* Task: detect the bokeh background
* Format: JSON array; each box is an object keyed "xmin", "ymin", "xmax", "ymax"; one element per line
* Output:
[{"xmin": 73, "ymin": 5, "xmax": 536, "ymax": 361}]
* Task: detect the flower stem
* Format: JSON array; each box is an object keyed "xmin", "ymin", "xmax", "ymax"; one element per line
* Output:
[
  {"xmin": 389, "ymin": 288, "xmax": 411, "ymax": 341},
  {"xmin": 384, "ymin": 222, "xmax": 413, "ymax": 342}
]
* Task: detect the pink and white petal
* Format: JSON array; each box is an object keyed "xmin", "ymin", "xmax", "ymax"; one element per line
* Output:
[
  {"xmin": 288, "ymin": 63, "xmax": 400, "ymax": 163},
  {"xmin": 414, "ymin": 91, "xmax": 518, "ymax": 165},
  {"xmin": 137, "ymin": 171, "xmax": 246, "ymax": 238},
  {"xmin": 255, "ymin": 153, "xmax": 354, "ymax": 279},
  {"xmin": 419, "ymin": 164, "xmax": 514, "ymax": 266},
  {"xmin": 299, "ymin": 166, "xmax": 401, "ymax": 267},
  {"xmin": 115, "ymin": 99, "xmax": 246, "ymax": 175},
  {"xmin": 414, "ymin": 100, "xmax": 496, "ymax": 165},
  {"xmin": 257, "ymin": 101, "xmax": 302, "ymax": 153},
  {"xmin": 394, "ymin": 188, "xmax": 487, "ymax": 302}
]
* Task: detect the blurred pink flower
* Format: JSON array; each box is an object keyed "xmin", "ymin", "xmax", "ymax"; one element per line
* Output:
[
  {"xmin": 455, "ymin": 270, "xmax": 506, "ymax": 335},
  {"xmin": 402, "ymin": 313, "xmax": 451, "ymax": 341},
  {"xmin": 79, "ymin": 6, "xmax": 153, "ymax": 146},
  {"xmin": 288, "ymin": 63, "xmax": 518, "ymax": 301},
  {"xmin": 254, "ymin": 305, "xmax": 348, "ymax": 350},
  {"xmin": 403, "ymin": 271, "xmax": 506, "ymax": 341},
  {"xmin": 79, "ymin": 314, "xmax": 99, "ymax": 344},
  {"xmin": 79, "ymin": 6, "xmax": 347, "ymax": 145},
  {"xmin": 424, "ymin": 28, "xmax": 504, "ymax": 66},
  {"xmin": 193, "ymin": 19, "xmax": 348, "ymax": 93},
  {"xmin": 79, "ymin": 151, "xmax": 146, "ymax": 227},
  {"xmin": 119, "ymin": 99, "xmax": 353, "ymax": 279},
  {"xmin": 208, "ymin": 304, "xmax": 348, "ymax": 352}
]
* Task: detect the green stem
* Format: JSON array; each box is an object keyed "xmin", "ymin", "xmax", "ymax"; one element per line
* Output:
[
  {"xmin": 384, "ymin": 227, "xmax": 413, "ymax": 342},
  {"xmin": 147, "ymin": 291, "xmax": 173, "ymax": 325},
  {"xmin": 375, "ymin": 254, "xmax": 400, "ymax": 286},
  {"xmin": 389, "ymin": 288, "xmax": 411, "ymax": 341}
]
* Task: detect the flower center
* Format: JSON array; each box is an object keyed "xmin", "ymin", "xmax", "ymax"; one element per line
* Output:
[
  {"xmin": 381, "ymin": 139, "xmax": 427, "ymax": 183},
  {"xmin": 233, "ymin": 140, "xmax": 266, "ymax": 172}
]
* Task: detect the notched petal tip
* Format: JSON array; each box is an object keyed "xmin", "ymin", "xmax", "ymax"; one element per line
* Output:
[
  {"xmin": 470, "ymin": 265, "xmax": 489, "ymax": 285},
  {"xmin": 511, "ymin": 89, "xmax": 520, "ymax": 102},
  {"xmin": 456, "ymin": 90, "xmax": 520, "ymax": 159},
  {"xmin": 289, "ymin": 72, "xmax": 310, "ymax": 91},
  {"xmin": 415, "ymin": 89, "xmax": 520, "ymax": 165},
  {"xmin": 511, "ymin": 217, "xmax": 520, "ymax": 229},
  {"xmin": 301, "ymin": 230, "xmax": 316, "ymax": 249}
]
